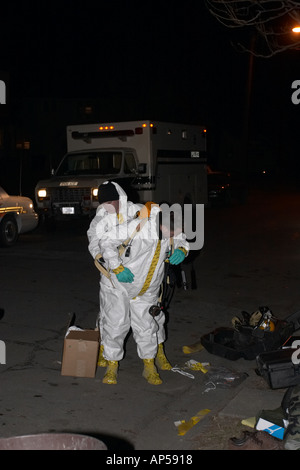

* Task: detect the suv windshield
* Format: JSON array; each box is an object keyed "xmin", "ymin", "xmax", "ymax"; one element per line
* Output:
[{"xmin": 55, "ymin": 151, "xmax": 122, "ymax": 176}]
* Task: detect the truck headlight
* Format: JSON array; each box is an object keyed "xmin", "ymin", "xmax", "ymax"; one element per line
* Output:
[
  {"xmin": 37, "ymin": 189, "xmax": 49, "ymax": 201},
  {"xmin": 38, "ymin": 189, "xmax": 47, "ymax": 198},
  {"xmin": 92, "ymin": 188, "xmax": 98, "ymax": 201}
]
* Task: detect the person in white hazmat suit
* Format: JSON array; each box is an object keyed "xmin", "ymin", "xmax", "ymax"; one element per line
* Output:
[
  {"xmin": 87, "ymin": 181, "xmax": 189, "ymax": 385},
  {"xmin": 88, "ymin": 181, "xmax": 140, "ymax": 261},
  {"xmin": 87, "ymin": 180, "xmax": 141, "ymax": 352}
]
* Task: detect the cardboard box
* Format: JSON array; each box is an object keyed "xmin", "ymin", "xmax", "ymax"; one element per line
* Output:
[{"xmin": 61, "ymin": 329, "xmax": 99, "ymax": 378}]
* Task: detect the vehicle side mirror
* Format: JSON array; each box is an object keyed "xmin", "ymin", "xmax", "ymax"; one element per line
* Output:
[{"xmin": 138, "ymin": 163, "xmax": 147, "ymax": 174}]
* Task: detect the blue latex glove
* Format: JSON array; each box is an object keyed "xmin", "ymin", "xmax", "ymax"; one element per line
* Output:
[
  {"xmin": 116, "ymin": 267, "xmax": 134, "ymax": 283},
  {"xmin": 169, "ymin": 248, "xmax": 185, "ymax": 265}
]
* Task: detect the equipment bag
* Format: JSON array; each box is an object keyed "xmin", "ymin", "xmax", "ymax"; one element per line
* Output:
[
  {"xmin": 201, "ymin": 306, "xmax": 298, "ymax": 361},
  {"xmin": 256, "ymin": 348, "xmax": 300, "ymax": 389}
]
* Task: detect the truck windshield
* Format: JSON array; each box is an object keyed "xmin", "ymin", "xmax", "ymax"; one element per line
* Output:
[{"xmin": 55, "ymin": 152, "xmax": 122, "ymax": 176}]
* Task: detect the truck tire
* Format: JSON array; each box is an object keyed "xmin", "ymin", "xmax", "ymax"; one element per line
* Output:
[{"xmin": 0, "ymin": 215, "xmax": 19, "ymax": 247}]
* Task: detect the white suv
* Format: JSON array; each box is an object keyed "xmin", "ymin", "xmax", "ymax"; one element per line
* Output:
[{"xmin": 0, "ymin": 186, "xmax": 39, "ymax": 246}]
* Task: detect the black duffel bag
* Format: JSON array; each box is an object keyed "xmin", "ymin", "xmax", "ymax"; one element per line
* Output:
[{"xmin": 201, "ymin": 307, "xmax": 298, "ymax": 361}]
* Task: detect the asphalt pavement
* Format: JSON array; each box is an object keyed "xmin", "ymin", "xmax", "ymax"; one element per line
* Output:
[{"xmin": 1, "ymin": 184, "xmax": 300, "ymax": 452}]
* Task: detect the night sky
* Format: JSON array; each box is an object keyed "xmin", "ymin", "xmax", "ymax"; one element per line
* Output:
[
  {"xmin": 1, "ymin": 0, "xmax": 300, "ymax": 175},
  {"xmin": 0, "ymin": 2, "xmax": 248, "ymax": 113}
]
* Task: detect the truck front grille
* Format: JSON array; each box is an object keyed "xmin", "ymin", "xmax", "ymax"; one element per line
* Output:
[{"xmin": 50, "ymin": 187, "xmax": 91, "ymax": 203}]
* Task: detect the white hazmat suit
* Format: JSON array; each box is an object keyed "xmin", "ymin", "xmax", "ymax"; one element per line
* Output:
[
  {"xmin": 87, "ymin": 181, "xmax": 141, "ymax": 341},
  {"xmin": 87, "ymin": 181, "xmax": 189, "ymax": 384}
]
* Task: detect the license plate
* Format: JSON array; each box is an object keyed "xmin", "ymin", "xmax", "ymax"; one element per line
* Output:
[{"xmin": 62, "ymin": 207, "xmax": 75, "ymax": 214}]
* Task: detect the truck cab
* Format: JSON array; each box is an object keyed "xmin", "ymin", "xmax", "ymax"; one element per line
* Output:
[{"xmin": 36, "ymin": 148, "xmax": 140, "ymax": 219}]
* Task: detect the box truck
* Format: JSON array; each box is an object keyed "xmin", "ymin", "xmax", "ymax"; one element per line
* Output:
[{"xmin": 35, "ymin": 120, "xmax": 207, "ymax": 221}]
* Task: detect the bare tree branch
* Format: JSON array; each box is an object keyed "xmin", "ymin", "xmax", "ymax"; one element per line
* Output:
[{"xmin": 205, "ymin": 0, "xmax": 300, "ymax": 57}]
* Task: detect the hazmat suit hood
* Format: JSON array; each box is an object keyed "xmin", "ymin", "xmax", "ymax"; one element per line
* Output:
[
  {"xmin": 94, "ymin": 181, "xmax": 141, "ymax": 245},
  {"xmin": 98, "ymin": 181, "xmax": 128, "ymax": 218}
]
